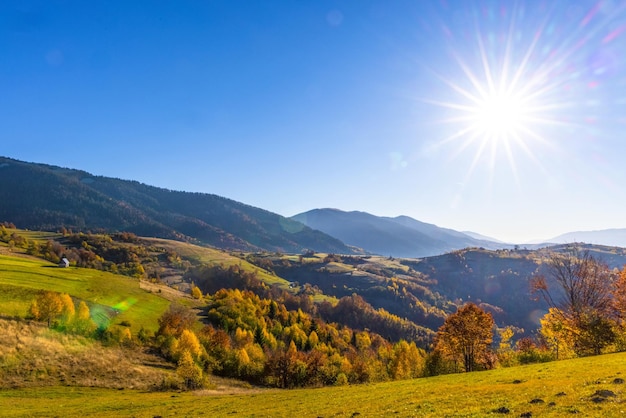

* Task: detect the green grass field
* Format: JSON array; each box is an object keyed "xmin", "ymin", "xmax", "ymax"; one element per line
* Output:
[
  {"xmin": 1, "ymin": 351, "xmax": 625, "ymax": 417},
  {"xmin": 0, "ymin": 253, "xmax": 171, "ymax": 332}
]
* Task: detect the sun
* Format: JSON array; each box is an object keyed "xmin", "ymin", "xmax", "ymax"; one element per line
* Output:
[
  {"xmin": 430, "ymin": 65, "xmax": 546, "ymax": 179},
  {"xmin": 473, "ymin": 90, "xmax": 530, "ymax": 140},
  {"xmin": 426, "ymin": 24, "xmax": 562, "ymax": 183}
]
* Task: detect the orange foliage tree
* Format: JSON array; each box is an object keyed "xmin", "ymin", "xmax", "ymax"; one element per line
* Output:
[{"xmin": 434, "ymin": 303, "xmax": 494, "ymax": 372}]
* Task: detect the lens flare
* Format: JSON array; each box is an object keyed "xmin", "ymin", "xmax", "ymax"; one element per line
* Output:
[{"xmin": 423, "ymin": 1, "xmax": 626, "ymax": 187}]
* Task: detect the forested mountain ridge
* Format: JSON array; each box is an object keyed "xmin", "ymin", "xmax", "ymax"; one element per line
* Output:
[
  {"xmin": 291, "ymin": 208, "xmax": 511, "ymax": 258},
  {"xmin": 0, "ymin": 157, "xmax": 353, "ymax": 254}
]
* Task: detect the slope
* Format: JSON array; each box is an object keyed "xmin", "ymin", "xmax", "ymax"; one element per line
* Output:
[
  {"xmin": 0, "ymin": 252, "xmax": 171, "ymax": 332},
  {"xmin": 0, "ymin": 157, "xmax": 352, "ymax": 254},
  {"xmin": 291, "ymin": 208, "xmax": 507, "ymax": 258},
  {"xmin": 4, "ymin": 351, "xmax": 626, "ymax": 416}
]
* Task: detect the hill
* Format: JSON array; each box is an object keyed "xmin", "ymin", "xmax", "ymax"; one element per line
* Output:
[
  {"xmin": 4, "ymin": 351, "xmax": 626, "ymax": 416},
  {"xmin": 291, "ymin": 208, "xmax": 510, "ymax": 258},
  {"xmin": 0, "ymin": 157, "xmax": 352, "ymax": 254},
  {"xmin": 267, "ymin": 243, "xmax": 626, "ymax": 335},
  {"xmin": 0, "ymin": 251, "xmax": 172, "ymax": 333}
]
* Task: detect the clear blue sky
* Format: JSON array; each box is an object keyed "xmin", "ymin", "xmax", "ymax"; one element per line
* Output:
[{"xmin": 3, "ymin": 0, "xmax": 626, "ymax": 243}]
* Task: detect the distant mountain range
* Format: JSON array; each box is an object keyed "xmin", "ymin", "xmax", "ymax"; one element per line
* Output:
[
  {"xmin": 2, "ymin": 156, "xmax": 625, "ymax": 257},
  {"xmin": 0, "ymin": 157, "xmax": 351, "ymax": 254},
  {"xmin": 291, "ymin": 209, "xmax": 512, "ymax": 258},
  {"xmin": 545, "ymin": 229, "xmax": 626, "ymax": 248}
]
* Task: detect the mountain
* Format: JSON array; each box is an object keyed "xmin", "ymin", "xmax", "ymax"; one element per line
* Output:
[
  {"xmin": 462, "ymin": 231, "xmax": 508, "ymax": 244},
  {"xmin": 547, "ymin": 229, "xmax": 626, "ymax": 248},
  {"xmin": 291, "ymin": 208, "xmax": 510, "ymax": 258},
  {"xmin": 0, "ymin": 157, "xmax": 353, "ymax": 254}
]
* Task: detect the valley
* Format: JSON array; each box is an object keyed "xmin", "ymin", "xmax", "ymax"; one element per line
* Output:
[{"xmin": 2, "ymin": 158, "xmax": 626, "ymax": 416}]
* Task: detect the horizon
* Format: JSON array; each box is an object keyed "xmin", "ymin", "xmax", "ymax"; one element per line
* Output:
[
  {"xmin": 3, "ymin": 1, "xmax": 626, "ymax": 243},
  {"xmin": 3, "ymin": 153, "xmax": 619, "ymax": 246}
]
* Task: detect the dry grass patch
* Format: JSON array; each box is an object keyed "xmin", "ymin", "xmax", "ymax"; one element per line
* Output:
[{"xmin": 0, "ymin": 318, "xmax": 173, "ymax": 390}]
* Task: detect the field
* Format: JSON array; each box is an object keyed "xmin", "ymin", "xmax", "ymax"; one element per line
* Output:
[
  {"xmin": 1, "ymin": 351, "xmax": 626, "ymax": 417},
  {"xmin": 0, "ymin": 252, "xmax": 171, "ymax": 332}
]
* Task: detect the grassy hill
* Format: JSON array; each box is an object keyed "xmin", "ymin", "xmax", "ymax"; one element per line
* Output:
[
  {"xmin": 0, "ymin": 252, "xmax": 171, "ymax": 332},
  {"xmin": 2, "ymin": 351, "xmax": 625, "ymax": 416}
]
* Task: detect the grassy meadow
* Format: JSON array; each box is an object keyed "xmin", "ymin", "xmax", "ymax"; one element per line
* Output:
[
  {"xmin": 2, "ymin": 351, "xmax": 626, "ymax": 417},
  {"xmin": 0, "ymin": 252, "xmax": 170, "ymax": 332}
]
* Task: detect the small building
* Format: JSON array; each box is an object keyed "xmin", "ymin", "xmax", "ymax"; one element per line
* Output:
[{"xmin": 58, "ymin": 258, "xmax": 70, "ymax": 268}]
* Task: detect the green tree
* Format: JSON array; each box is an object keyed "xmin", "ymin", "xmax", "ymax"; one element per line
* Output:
[{"xmin": 435, "ymin": 303, "xmax": 494, "ymax": 372}]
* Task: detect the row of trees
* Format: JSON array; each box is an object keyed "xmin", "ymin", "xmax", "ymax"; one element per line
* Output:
[
  {"xmin": 28, "ymin": 291, "xmax": 97, "ymax": 335},
  {"xmin": 429, "ymin": 252, "xmax": 626, "ymax": 375}
]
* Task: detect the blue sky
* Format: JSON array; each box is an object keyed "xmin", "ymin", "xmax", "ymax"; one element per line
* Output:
[{"xmin": 3, "ymin": 0, "xmax": 626, "ymax": 243}]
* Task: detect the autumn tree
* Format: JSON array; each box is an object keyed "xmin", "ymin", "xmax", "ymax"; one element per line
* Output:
[
  {"xmin": 177, "ymin": 329, "xmax": 203, "ymax": 359},
  {"xmin": 30, "ymin": 291, "xmax": 64, "ymax": 327},
  {"xmin": 191, "ymin": 284, "xmax": 203, "ymax": 300},
  {"xmin": 612, "ymin": 266, "xmax": 626, "ymax": 322},
  {"xmin": 59, "ymin": 293, "xmax": 75, "ymax": 326},
  {"xmin": 434, "ymin": 303, "xmax": 494, "ymax": 372},
  {"xmin": 72, "ymin": 301, "xmax": 96, "ymax": 335},
  {"xmin": 177, "ymin": 350, "xmax": 203, "ymax": 389},
  {"xmin": 539, "ymin": 308, "xmax": 575, "ymax": 360},
  {"xmin": 157, "ymin": 303, "xmax": 196, "ymax": 337},
  {"xmin": 531, "ymin": 251, "xmax": 616, "ymax": 355}
]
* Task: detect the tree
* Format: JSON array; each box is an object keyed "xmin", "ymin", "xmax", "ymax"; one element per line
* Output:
[
  {"xmin": 157, "ymin": 303, "xmax": 196, "ymax": 337},
  {"xmin": 72, "ymin": 301, "xmax": 96, "ymax": 335},
  {"xmin": 434, "ymin": 303, "xmax": 494, "ymax": 372},
  {"xmin": 59, "ymin": 293, "xmax": 75, "ymax": 326},
  {"xmin": 612, "ymin": 266, "xmax": 626, "ymax": 322},
  {"xmin": 539, "ymin": 308, "xmax": 575, "ymax": 360},
  {"xmin": 177, "ymin": 350, "xmax": 203, "ymax": 389},
  {"xmin": 178, "ymin": 329, "xmax": 202, "ymax": 359},
  {"xmin": 531, "ymin": 251, "xmax": 616, "ymax": 355},
  {"xmin": 191, "ymin": 285, "xmax": 203, "ymax": 300},
  {"xmin": 31, "ymin": 291, "xmax": 64, "ymax": 327}
]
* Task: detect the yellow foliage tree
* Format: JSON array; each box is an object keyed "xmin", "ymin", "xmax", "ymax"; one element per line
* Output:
[
  {"xmin": 72, "ymin": 301, "xmax": 96, "ymax": 335},
  {"xmin": 191, "ymin": 285, "xmax": 203, "ymax": 299},
  {"xmin": 177, "ymin": 350, "xmax": 203, "ymax": 389},
  {"xmin": 539, "ymin": 308, "xmax": 576, "ymax": 360},
  {"xmin": 59, "ymin": 293, "xmax": 75, "ymax": 325},
  {"xmin": 307, "ymin": 330, "xmax": 319, "ymax": 349},
  {"xmin": 178, "ymin": 329, "xmax": 202, "ymax": 358},
  {"xmin": 119, "ymin": 327, "xmax": 132, "ymax": 344},
  {"xmin": 31, "ymin": 291, "xmax": 63, "ymax": 327},
  {"xmin": 355, "ymin": 331, "xmax": 371, "ymax": 352},
  {"xmin": 390, "ymin": 340, "xmax": 424, "ymax": 379}
]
